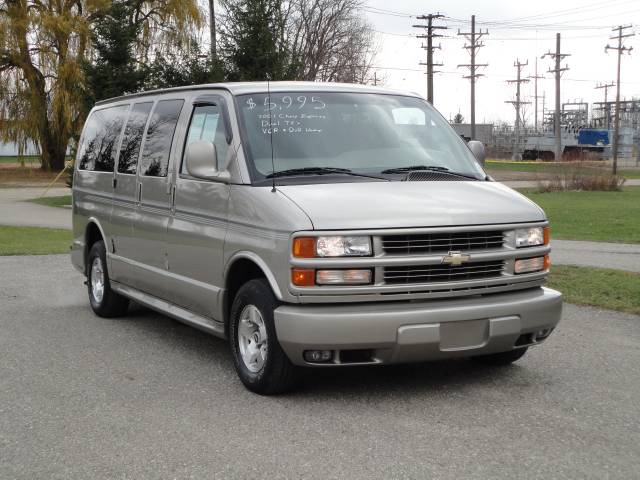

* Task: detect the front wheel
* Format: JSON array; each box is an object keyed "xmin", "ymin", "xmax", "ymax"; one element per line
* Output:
[
  {"xmin": 229, "ymin": 279, "xmax": 297, "ymax": 395},
  {"xmin": 87, "ymin": 240, "xmax": 129, "ymax": 318},
  {"xmin": 472, "ymin": 347, "xmax": 528, "ymax": 366}
]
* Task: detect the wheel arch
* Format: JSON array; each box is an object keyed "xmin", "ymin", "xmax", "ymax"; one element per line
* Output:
[
  {"xmin": 84, "ymin": 218, "xmax": 107, "ymax": 273},
  {"xmin": 223, "ymin": 252, "xmax": 283, "ymax": 336}
]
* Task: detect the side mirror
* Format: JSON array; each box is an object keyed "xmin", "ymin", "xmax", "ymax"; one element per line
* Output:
[
  {"xmin": 185, "ymin": 140, "xmax": 219, "ymax": 180},
  {"xmin": 468, "ymin": 140, "xmax": 486, "ymax": 166}
]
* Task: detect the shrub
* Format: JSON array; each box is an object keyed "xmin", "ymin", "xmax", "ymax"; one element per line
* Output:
[{"xmin": 536, "ymin": 165, "xmax": 626, "ymax": 192}]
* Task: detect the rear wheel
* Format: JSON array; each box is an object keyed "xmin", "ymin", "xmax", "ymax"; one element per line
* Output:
[
  {"xmin": 87, "ymin": 241, "xmax": 129, "ymax": 318},
  {"xmin": 472, "ymin": 347, "xmax": 528, "ymax": 366},
  {"xmin": 229, "ymin": 279, "xmax": 297, "ymax": 395}
]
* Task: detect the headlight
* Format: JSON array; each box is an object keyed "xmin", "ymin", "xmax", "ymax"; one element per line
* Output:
[
  {"xmin": 515, "ymin": 227, "xmax": 549, "ymax": 248},
  {"xmin": 293, "ymin": 236, "xmax": 372, "ymax": 258}
]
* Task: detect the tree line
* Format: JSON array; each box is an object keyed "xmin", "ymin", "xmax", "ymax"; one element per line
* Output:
[{"xmin": 0, "ymin": 0, "xmax": 377, "ymax": 171}]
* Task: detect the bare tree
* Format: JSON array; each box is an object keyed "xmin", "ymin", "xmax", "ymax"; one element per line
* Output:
[{"xmin": 285, "ymin": 0, "xmax": 377, "ymax": 83}]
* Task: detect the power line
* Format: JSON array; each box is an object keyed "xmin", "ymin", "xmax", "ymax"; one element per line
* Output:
[
  {"xmin": 529, "ymin": 59, "xmax": 545, "ymax": 131},
  {"xmin": 506, "ymin": 60, "xmax": 531, "ymax": 159},
  {"xmin": 605, "ymin": 24, "xmax": 635, "ymax": 175},
  {"xmin": 542, "ymin": 33, "xmax": 571, "ymax": 161},
  {"xmin": 490, "ymin": 0, "xmax": 637, "ymax": 23},
  {"xmin": 457, "ymin": 15, "xmax": 488, "ymax": 140},
  {"xmin": 413, "ymin": 13, "xmax": 447, "ymax": 105},
  {"xmin": 594, "ymin": 82, "xmax": 616, "ymax": 128}
]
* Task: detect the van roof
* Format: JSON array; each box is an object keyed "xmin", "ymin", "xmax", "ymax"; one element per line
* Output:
[{"xmin": 94, "ymin": 81, "xmax": 422, "ymax": 106}]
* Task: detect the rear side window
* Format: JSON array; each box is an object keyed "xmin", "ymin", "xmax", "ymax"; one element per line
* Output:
[
  {"xmin": 117, "ymin": 102, "xmax": 153, "ymax": 174},
  {"xmin": 139, "ymin": 99, "xmax": 184, "ymax": 177},
  {"xmin": 181, "ymin": 104, "xmax": 230, "ymax": 175},
  {"xmin": 78, "ymin": 105, "xmax": 128, "ymax": 171}
]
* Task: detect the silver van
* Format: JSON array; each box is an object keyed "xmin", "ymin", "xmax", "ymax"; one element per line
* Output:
[{"xmin": 71, "ymin": 82, "xmax": 562, "ymax": 394}]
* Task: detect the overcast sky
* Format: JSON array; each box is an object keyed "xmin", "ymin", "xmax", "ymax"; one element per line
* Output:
[{"xmin": 364, "ymin": 0, "xmax": 640, "ymax": 125}]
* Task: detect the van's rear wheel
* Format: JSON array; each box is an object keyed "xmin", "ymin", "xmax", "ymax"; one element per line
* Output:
[
  {"xmin": 229, "ymin": 279, "xmax": 297, "ymax": 394},
  {"xmin": 472, "ymin": 347, "xmax": 528, "ymax": 366},
  {"xmin": 87, "ymin": 241, "xmax": 129, "ymax": 318}
]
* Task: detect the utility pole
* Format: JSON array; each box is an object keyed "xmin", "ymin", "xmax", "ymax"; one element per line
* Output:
[
  {"xmin": 373, "ymin": 71, "xmax": 378, "ymax": 86},
  {"xmin": 413, "ymin": 14, "xmax": 447, "ymax": 105},
  {"xmin": 457, "ymin": 15, "xmax": 489, "ymax": 140},
  {"xmin": 529, "ymin": 58, "xmax": 545, "ymax": 132},
  {"xmin": 505, "ymin": 60, "xmax": 531, "ymax": 160},
  {"xmin": 542, "ymin": 33, "xmax": 570, "ymax": 161},
  {"xmin": 209, "ymin": 0, "xmax": 217, "ymax": 62},
  {"xmin": 595, "ymin": 82, "xmax": 615, "ymax": 128},
  {"xmin": 606, "ymin": 25, "xmax": 634, "ymax": 175}
]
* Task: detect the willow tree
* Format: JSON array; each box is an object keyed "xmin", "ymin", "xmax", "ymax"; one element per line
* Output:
[{"xmin": 0, "ymin": 0, "xmax": 201, "ymax": 171}]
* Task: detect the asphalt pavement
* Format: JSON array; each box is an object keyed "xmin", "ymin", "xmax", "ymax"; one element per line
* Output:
[
  {"xmin": 1, "ymin": 254, "xmax": 638, "ymax": 479},
  {"xmin": 551, "ymin": 239, "xmax": 640, "ymax": 273},
  {"xmin": 0, "ymin": 187, "xmax": 71, "ymax": 229}
]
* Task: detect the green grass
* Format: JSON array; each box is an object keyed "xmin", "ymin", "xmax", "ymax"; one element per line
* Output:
[
  {"xmin": 0, "ymin": 156, "xmax": 41, "ymax": 165},
  {"xmin": 523, "ymin": 187, "xmax": 640, "ymax": 243},
  {"xmin": 485, "ymin": 160, "xmax": 640, "ymax": 179},
  {"xmin": 547, "ymin": 265, "xmax": 640, "ymax": 316},
  {"xmin": 27, "ymin": 195, "xmax": 72, "ymax": 208},
  {"xmin": 0, "ymin": 225, "xmax": 71, "ymax": 255}
]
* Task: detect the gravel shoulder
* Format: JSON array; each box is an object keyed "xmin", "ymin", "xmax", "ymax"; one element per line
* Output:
[{"xmin": 0, "ymin": 254, "xmax": 638, "ymax": 479}]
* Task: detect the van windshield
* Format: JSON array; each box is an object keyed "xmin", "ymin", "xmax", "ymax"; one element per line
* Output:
[{"xmin": 237, "ymin": 92, "xmax": 486, "ymax": 184}]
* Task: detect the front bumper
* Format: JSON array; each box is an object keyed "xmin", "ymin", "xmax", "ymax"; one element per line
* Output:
[{"xmin": 274, "ymin": 287, "xmax": 562, "ymax": 366}]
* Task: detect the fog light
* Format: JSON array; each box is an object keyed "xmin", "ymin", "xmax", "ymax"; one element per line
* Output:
[
  {"xmin": 316, "ymin": 269, "xmax": 372, "ymax": 285},
  {"xmin": 535, "ymin": 328, "xmax": 553, "ymax": 341},
  {"xmin": 304, "ymin": 350, "xmax": 333, "ymax": 363},
  {"xmin": 514, "ymin": 256, "xmax": 547, "ymax": 274}
]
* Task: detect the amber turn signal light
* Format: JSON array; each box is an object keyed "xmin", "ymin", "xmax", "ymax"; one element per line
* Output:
[
  {"xmin": 544, "ymin": 254, "xmax": 551, "ymax": 271},
  {"xmin": 292, "ymin": 237, "xmax": 316, "ymax": 258},
  {"xmin": 292, "ymin": 268, "xmax": 315, "ymax": 286},
  {"xmin": 544, "ymin": 226, "xmax": 550, "ymax": 245}
]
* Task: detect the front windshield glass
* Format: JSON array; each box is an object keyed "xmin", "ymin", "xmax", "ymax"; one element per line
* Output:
[{"xmin": 237, "ymin": 92, "xmax": 486, "ymax": 183}]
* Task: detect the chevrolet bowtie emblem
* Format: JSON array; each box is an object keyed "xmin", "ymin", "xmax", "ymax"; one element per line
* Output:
[{"xmin": 441, "ymin": 251, "xmax": 471, "ymax": 266}]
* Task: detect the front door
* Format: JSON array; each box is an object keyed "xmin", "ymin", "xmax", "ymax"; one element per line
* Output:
[
  {"xmin": 165, "ymin": 97, "xmax": 233, "ymax": 319},
  {"xmin": 129, "ymin": 98, "xmax": 185, "ymax": 298}
]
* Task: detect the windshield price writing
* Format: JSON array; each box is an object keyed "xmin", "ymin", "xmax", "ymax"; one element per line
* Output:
[{"xmin": 246, "ymin": 95, "xmax": 326, "ymax": 111}]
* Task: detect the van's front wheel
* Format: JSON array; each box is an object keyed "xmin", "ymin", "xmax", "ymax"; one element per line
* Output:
[
  {"xmin": 87, "ymin": 241, "xmax": 129, "ymax": 318},
  {"xmin": 229, "ymin": 279, "xmax": 297, "ymax": 394}
]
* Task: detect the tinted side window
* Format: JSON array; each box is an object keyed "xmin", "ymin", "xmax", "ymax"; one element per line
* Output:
[
  {"xmin": 79, "ymin": 105, "xmax": 128, "ymax": 171},
  {"xmin": 139, "ymin": 99, "xmax": 184, "ymax": 177},
  {"xmin": 117, "ymin": 102, "xmax": 153, "ymax": 174},
  {"xmin": 181, "ymin": 104, "xmax": 230, "ymax": 175}
]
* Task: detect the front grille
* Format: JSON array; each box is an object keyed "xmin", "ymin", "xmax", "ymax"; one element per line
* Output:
[
  {"xmin": 384, "ymin": 260, "xmax": 505, "ymax": 284},
  {"xmin": 381, "ymin": 230, "xmax": 505, "ymax": 255}
]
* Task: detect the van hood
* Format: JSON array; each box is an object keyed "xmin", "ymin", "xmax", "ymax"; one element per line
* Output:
[{"xmin": 277, "ymin": 181, "xmax": 545, "ymax": 230}]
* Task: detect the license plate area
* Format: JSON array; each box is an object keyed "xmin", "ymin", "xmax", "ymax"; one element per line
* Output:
[{"xmin": 439, "ymin": 319, "xmax": 489, "ymax": 351}]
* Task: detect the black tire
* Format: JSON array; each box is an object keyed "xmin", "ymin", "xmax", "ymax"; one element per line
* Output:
[
  {"xmin": 87, "ymin": 240, "xmax": 129, "ymax": 318},
  {"xmin": 472, "ymin": 347, "xmax": 528, "ymax": 366},
  {"xmin": 229, "ymin": 279, "xmax": 298, "ymax": 395}
]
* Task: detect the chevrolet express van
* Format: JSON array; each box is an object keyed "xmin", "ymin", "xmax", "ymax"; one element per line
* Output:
[{"xmin": 71, "ymin": 82, "xmax": 562, "ymax": 394}]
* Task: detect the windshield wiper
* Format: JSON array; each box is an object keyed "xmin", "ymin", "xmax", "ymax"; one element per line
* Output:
[
  {"xmin": 380, "ymin": 165, "xmax": 451, "ymax": 174},
  {"xmin": 265, "ymin": 167, "xmax": 387, "ymax": 181},
  {"xmin": 380, "ymin": 165, "xmax": 480, "ymax": 180}
]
